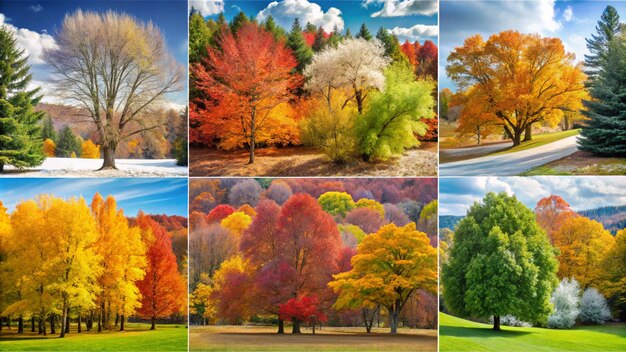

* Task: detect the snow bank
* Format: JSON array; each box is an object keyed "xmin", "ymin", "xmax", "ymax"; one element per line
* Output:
[{"xmin": 2, "ymin": 158, "xmax": 187, "ymax": 177}]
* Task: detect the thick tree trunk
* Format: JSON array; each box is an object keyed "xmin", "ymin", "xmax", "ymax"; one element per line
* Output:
[
  {"xmin": 248, "ymin": 108, "xmax": 256, "ymax": 164},
  {"xmin": 292, "ymin": 319, "xmax": 301, "ymax": 334},
  {"xmin": 363, "ymin": 309, "xmax": 372, "ymax": 333},
  {"xmin": 60, "ymin": 306, "xmax": 68, "ymax": 338},
  {"xmin": 64, "ymin": 312, "xmax": 70, "ymax": 334},
  {"xmin": 389, "ymin": 309, "xmax": 399, "ymax": 335},
  {"xmin": 98, "ymin": 302, "xmax": 103, "ymax": 332},
  {"xmin": 6, "ymin": 315, "xmax": 10, "ymax": 330},
  {"xmin": 493, "ymin": 315, "xmax": 501, "ymax": 331},
  {"xmin": 49, "ymin": 315, "xmax": 55, "ymax": 334},
  {"xmin": 523, "ymin": 125, "xmax": 532, "ymax": 141},
  {"xmin": 31, "ymin": 317, "xmax": 35, "ymax": 332},
  {"xmin": 115, "ymin": 313, "xmax": 119, "ymax": 328},
  {"xmin": 38, "ymin": 317, "xmax": 43, "ymax": 334},
  {"xmin": 78, "ymin": 315, "xmax": 82, "ymax": 333},
  {"xmin": 512, "ymin": 130, "xmax": 522, "ymax": 146},
  {"xmin": 99, "ymin": 143, "xmax": 117, "ymax": 170},
  {"xmin": 42, "ymin": 317, "xmax": 46, "ymax": 336},
  {"xmin": 151, "ymin": 316, "xmax": 156, "ymax": 330},
  {"xmin": 18, "ymin": 315, "xmax": 24, "ymax": 334},
  {"xmin": 120, "ymin": 315, "xmax": 125, "ymax": 331},
  {"xmin": 277, "ymin": 319, "xmax": 284, "ymax": 334}
]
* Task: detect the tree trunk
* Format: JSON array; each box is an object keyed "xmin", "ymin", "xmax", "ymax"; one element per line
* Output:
[
  {"xmin": 115, "ymin": 313, "xmax": 119, "ymax": 328},
  {"xmin": 150, "ymin": 316, "xmax": 156, "ymax": 330},
  {"xmin": 65, "ymin": 312, "xmax": 70, "ymax": 334},
  {"xmin": 31, "ymin": 317, "xmax": 35, "ymax": 332},
  {"xmin": 60, "ymin": 306, "xmax": 68, "ymax": 338},
  {"xmin": 493, "ymin": 315, "xmax": 501, "ymax": 331},
  {"xmin": 18, "ymin": 315, "xmax": 24, "ymax": 334},
  {"xmin": 99, "ymin": 143, "xmax": 117, "ymax": 170},
  {"xmin": 389, "ymin": 308, "xmax": 399, "ymax": 335},
  {"xmin": 476, "ymin": 126, "xmax": 481, "ymax": 145},
  {"xmin": 42, "ymin": 316, "xmax": 46, "ymax": 336},
  {"xmin": 49, "ymin": 315, "xmax": 55, "ymax": 334},
  {"xmin": 120, "ymin": 315, "xmax": 125, "ymax": 331},
  {"xmin": 523, "ymin": 125, "xmax": 532, "ymax": 141},
  {"xmin": 512, "ymin": 130, "xmax": 522, "ymax": 146},
  {"xmin": 277, "ymin": 319, "xmax": 284, "ymax": 334},
  {"xmin": 363, "ymin": 309, "xmax": 372, "ymax": 333},
  {"xmin": 38, "ymin": 317, "xmax": 43, "ymax": 334},
  {"xmin": 98, "ymin": 302, "xmax": 103, "ymax": 332},
  {"xmin": 0, "ymin": 163, "xmax": 4, "ymax": 173},
  {"xmin": 292, "ymin": 319, "xmax": 301, "ymax": 334},
  {"xmin": 78, "ymin": 315, "xmax": 82, "ymax": 333},
  {"xmin": 248, "ymin": 108, "xmax": 256, "ymax": 164}
]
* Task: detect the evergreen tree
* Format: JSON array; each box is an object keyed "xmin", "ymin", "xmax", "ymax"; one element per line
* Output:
[
  {"xmin": 287, "ymin": 18, "xmax": 313, "ymax": 72},
  {"xmin": 264, "ymin": 15, "xmax": 285, "ymax": 40},
  {"xmin": 345, "ymin": 28, "xmax": 352, "ymax": 38},
  {"xmin": 173, "ymin": 108, "xmax": 188, "ymax": 166},
  {"xmin": 41, "ymin": 116, "xmax": 57, "ymax": 142},
  {"xmin": 442, "ymin": 192, "xmax": 559, "ymax": 331},
  {"xmin": 230, "ymin": 11, "xmax": 249, "ymax": 34},
  {"xmin": 56, "ymin": 126, "xmax": 79, "ymax": 158},
  {"xmin": 0, "ymin": 26, "xmax": 45, "ymax": 172},
  {"xmin": 375, "ymin": 27, "xmax": 407, "ymax": 63},
  {"xmin": 585, "ymin": 6, "xmax": 621, "ymax": 81},
  {"xmin": 189, "ymin": 11, "xmax": 214, "ymax": 64},
  {"xmin": 216, "ymin": 13, "xmax": 227, "ymax": 28},
  {"xmin": 312, "ymin": 27, "xmax": 326, "ymax": 52},
  {"xmin": 305, "ymin": 21, "xmax": 317, "ymax": 33},
  {"xmin": 579, "ymin": 38, "xmax": 626, "ymax": 155},
  {"xmin": 356, "ymin": 23, "xmax": 372, "ymax": 41}
]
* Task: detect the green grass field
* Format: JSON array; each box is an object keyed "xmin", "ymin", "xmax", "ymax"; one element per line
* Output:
[
  {"xmin": 439, "ymin": 313, "xmax": 626, "ymax": 351},
  {"xmin": 490, "ymin": 129, "xmax": 580, "ymax": 156},
  {"xmin": 0, "ymin": 323, "xmax": 187, "ymax": 351}
]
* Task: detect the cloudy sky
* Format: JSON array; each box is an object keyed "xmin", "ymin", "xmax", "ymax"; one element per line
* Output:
[
  {"xmin": 0, "ymin": 0, "xmax": 188, "ymax": 108},
  {"xmin": 440, "ymin": 0, "xmax": 624, "ymax": 90},
  {"xmin": 0, "ymin": 178, "xmax": 188, "ymax": 216},
  {"xmin": 440, "ymin": 177, "xmax": 626, "ymax": 216},
  {"xmin": 189, "ymin": 0, "xmax": 438, "ymax": 43}
]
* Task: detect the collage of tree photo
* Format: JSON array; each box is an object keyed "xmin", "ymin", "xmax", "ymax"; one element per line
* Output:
[{"xmin": 0, "ymin": 0, "xmax": 625, "ymax": 352}]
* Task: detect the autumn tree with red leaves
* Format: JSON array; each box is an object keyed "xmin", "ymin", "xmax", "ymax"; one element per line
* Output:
[
  {"xmin": 136, "ymin": 212, "xmax": 186, "ymax": 330},
  {"xmin": 206, "ymin": 204, "xmax": 235, "ymax": 224},
  {"xmin": 191, "ymin": 22, "xmax": 300, "ymax": 163},
  {"xmin": 279, "ymin": 296, "xmax": 327, "ymax": 333},
  {"xmin": 534, "ymin": 195, "xmax": 576, "ymax": 241}
]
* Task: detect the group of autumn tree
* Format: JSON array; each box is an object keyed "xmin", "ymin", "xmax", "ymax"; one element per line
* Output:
[
  {"xmin": 0, "ymin": 10, "xmax": 187, "ymax": 172},
  {"xmin": 189, "ymin": 10, "xmax": 438, "ymax": 164},
  {"xmin": 0, "ymin": 195, "xmax": 187, "ymax": 337},
  {"xmin": 189, "ymin": 178, "xmax": 438, "ymax": 334},
  {"xmin": 440, "ymin": 5, "xmax": 626, "ymax": 156},
  {"xmin": 441, "ymin": 192, "xmax": 626, "ymax": 331}
]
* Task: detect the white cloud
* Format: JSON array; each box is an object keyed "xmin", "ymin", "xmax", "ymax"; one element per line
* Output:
[
  {"xmin": 189, "ymin": 0, "xmax": 224, "ymax": 17},
  {"xmin": 0, "ymin": 13, "xmax": 57, "ymax": 65},
  {"xmin": 562, "ymin": 6, "xmax": 573, "ymax": 22},
  {"xmin": 29, "ymin": 4, "xmax": 43, "ymax": 13},
  {"xmin": 160, "ymin": 101, "xmax": 187, "ymax": 112},
  {"xmin": 389, "ymin": 24, "xmax": 437, "ymax": 42},
  {"xmin": 363, "ymin": 0, "xmax": 438, "ymax": 17},
  {"xmin": 257, "ymin": 0, "xmax": 344, "ymax": 32}
]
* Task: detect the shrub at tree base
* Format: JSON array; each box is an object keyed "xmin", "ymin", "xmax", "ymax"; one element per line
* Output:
[
  {"xmin": 579, "ymin": 288, "xmax": 612, "ymax": 324},
  {"xmin": 547, "ymin": 278, "xmax": 580, "ymax": 329}
]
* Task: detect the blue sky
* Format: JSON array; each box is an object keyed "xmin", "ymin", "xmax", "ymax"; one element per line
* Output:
[
  {"xmin": 0, "ymin": 0, "xmax": 188, "ymax": 108},
  {"xmin": 0, "ymin": 178, "xmax": 188, "ymax": 217},
  {"xmin": 440, "ymin": 0, "xmax": 624, "ymax": 90},
  {"xmin": 189, "ymin": 0, "xmax": 438, "ymax": 43},
  {"xmin": 440, "ymin": 177, "xmax": 626, "ymax": 216}
]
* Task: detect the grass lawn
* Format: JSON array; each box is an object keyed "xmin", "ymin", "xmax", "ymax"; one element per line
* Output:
[
  {"xmin": 0, "ymin": 323, "xmax": 187, "ymax": 351},
  {"xmin": 489, "ymin": 129, "xmax": 580, "ymax": 156},
  {"xmin": 521, "ymin": 150, "xmax": 626, "ymax": 175},
  {"xmin": 190, "ymin": 325, "xmax": 437, "ymax": 351},
  {"xmin": 439, "ymin": 313, "xmax": 626, "ymax": 352}
]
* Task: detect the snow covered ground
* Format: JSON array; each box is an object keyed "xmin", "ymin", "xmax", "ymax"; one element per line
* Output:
[{"xmin": 1, "ymin": 158, "xmax": 187, "ymax": 177}]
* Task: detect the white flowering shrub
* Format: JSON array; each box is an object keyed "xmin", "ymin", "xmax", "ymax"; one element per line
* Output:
[
  {"xmin": 547, "ymin": 278, "xmax": 580, "ymax": 329},
  {"xmin": 579, "ymin": 288, "xmax": 612, "ymax": 324},
  {"xmin": 489, "ymin": 315, "xmax": 532, "ymax": 327}
]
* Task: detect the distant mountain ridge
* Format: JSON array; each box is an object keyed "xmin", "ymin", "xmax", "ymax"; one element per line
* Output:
[{"xmin": 440, "ymin": 205, "xmax": 626, "ymax": 235}]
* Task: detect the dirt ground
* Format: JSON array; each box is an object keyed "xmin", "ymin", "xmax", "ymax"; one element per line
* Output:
[
  {"xmin": 525, "ymin": 151, "xmax": 626, "ymax": 175},
  {"xmin": 190, "ymin": 143, "xmax": 438, "ymax": 177},
  {"xmin": 189, "ymin": 325, "xmax": 437, "ymax": 352}
]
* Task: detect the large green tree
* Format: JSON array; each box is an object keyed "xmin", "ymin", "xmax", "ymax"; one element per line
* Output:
[
  {"xmin": 0, "ymin": 26, "xmax": 45, "ymax": 172},
  {"xmin": 287, "ymin": 18, "xmax": 313, "ymax": 73},
  {"xmin": 442, "ymin": 192, "xmax": 558, "ymax": 331},
  {"xmin": 585, "ymin": 6, "xmax": 621, "ymax": 81}
]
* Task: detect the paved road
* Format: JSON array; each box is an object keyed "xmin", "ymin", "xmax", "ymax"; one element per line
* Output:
[
  {"xmin": 440, "ymin": 135, "xmax": 579, "ymax": 176},
  {"xmin": 441, "ymin": 142, "xmax": 513, "ymax": 158}
]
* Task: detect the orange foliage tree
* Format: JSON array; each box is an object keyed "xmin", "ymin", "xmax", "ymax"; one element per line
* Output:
[
  {"xmin": 534, "ymin": 195, "xmax": 576, "ymax": 241},
  {"xmin": 447, "ymin": 31, "xmax": 587, "ymax": 145},
  {"xmin": 191, "ymin": 22, "xmax": 301, "ymax": 163},
  {"xmin": 135, "ymin": 212, "xmax": 186, "ymax": 330}
]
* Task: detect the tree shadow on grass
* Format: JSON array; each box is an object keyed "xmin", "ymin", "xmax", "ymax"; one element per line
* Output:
[{"xmin": 441, "ymin": 325, "xmax": 532, "ymax": 338}]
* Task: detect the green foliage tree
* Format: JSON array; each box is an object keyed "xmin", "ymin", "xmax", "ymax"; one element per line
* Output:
[
  {"xmin": 356, "ymin": 62, "xmax": 435, "ymax": 161},
  {"xmin": 442, "ymin": 192, "xmax": 559, "ymax": 331},
  {"xmin": 41, "ymin": 116, "xmax": 57, "ymax": 143},
  {"xmin": 357, "ymin": 23, "xmax": 373, "ymax": 41},
  {"xmin": 579, "ymin": 36, "xmax": 626, "ymax": 155},
  {"xmin": 189, "ymin": 11, "xmax": 216, "ymax": 64},
  {"xmin": 174, "ymin": 108, "xmax": 188, "ymax": 166},
  {"xmin": 264, "ymin": 15, "xmax": 285, "ymax": 41},
  {"xmin": 230, "ymin": 11, "xmax": 250, "ymax": 34},
  {"xmin": 287, "ymin": 18, "xmax": 313, "ymax": 72},
  {"xmin": 345, "ymin": 28, "xmax": 352, "ymax": 38},
  {"xmin": 56, "ymin": 126, "xmax": 80, "ymax": 158},
  {"xmin": 375, "ymin": 27, "xmax": 406, "ymax": 63},
  {"xmin": 305, "ymin": 22, "xmax": 317, "ymax": 33},
  {"xmin": 585, "ymin": 6, "xmax": 621, "ymax": 81},
  {"xmin": 0, "ymin": 26, "xmax": 45, "ymax": 172},
  {"xmin": 318, "ymin": 191, "xmax": 355, "ymax": 217},
  {"xmin": 312, "ymin": 27, "xmax": 326, "ymax": 52}
]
